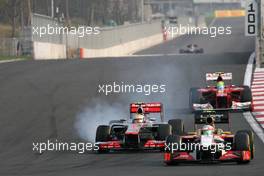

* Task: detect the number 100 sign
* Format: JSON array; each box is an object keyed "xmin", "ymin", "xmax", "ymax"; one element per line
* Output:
[{"xmin": 245, "ymin": 0, "xmax": 258, "ymax": 36}]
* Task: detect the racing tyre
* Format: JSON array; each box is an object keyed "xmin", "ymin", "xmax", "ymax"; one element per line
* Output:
[
  {"xmin": 189, "ymin": 88, "xmax": 200, "ymax": 111},
  {"xmin": 96, "ymin": 125, "xmax": 110, "ymax": 142},
  {"xmin": 241, "ymin": 86, "xmax": 252, "ymax": 102},
  {"xmin": 234, "ymin": 131, "xmax": 251, "ymax": 164},
  {"xmin": 165, "ymin": 135, "xmax": 181, "ymax": 151},
  {"xmin": 168, "ymin": 119, "xmax": 184, "ymax": 135},
  {"xmin": 96, "ymin": 125, "xmax": 110, "ymax": 153},
  {"xmin": 157, "ymin": 124, "xmax": 172, "ymax": 140},
  {"xmin": 236, "ymin": 130, "xmax": 254, "ymax": 159},
  {"xmin": 165, "ymin": 135, "xmax": 181, "ymax": 165}
]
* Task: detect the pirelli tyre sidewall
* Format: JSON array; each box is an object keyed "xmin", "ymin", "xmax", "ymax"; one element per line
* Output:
[
  {"xmin": 165, "ymin": 135, "xmax": 181, "ymax": 152},
  {"xmin": 189, "ymin": 88, "xmax": 200, "ymax": 110},
  {"xmin": 96, "ymin": 125, "xmax": 111, "ymax": 153},
  {"xmin": 241, "ymin": 86, "xmax": 252, "ymax": 102},
  {"xmin": 234, "ymin": 131, "xmax": 251, "ymax": 164},
  {"xmin": 164, "ymin": 135, "xmax": 181, "ymax": 165},
  {"xmin": 236, "ymin": 130, "xmax": 255, "ymax": 159},
  {"xmin": 96, "ymin": 125, "xmax": 110, "ymax": 142},
  {"xmin": 157, "ymin": 124, "xmax": 172, "ymax": 141},
  {"xmin": 168, "ymin": 119, "xmax": 184, "ymax": 135}
]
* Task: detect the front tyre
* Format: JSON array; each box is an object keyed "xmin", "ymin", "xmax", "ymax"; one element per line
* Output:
[
  {"xmin": 95, "ymin": 125, "xmax": 110, "ymax": 153},
  {"xmin": 234, "ymin": 131, "xmax": 251, "ymax": 164}
]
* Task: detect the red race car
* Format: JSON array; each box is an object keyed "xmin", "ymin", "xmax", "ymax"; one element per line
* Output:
[
  {"xmin": 95, "ymin": 102, "xmax": 181, "ymax": 153},
  {"xmin": 189, "ymin": 72, "xmax": 252, "ymax": 112},
  {"xmin": 164, "ymin": 110, "xmax": 255, "ymax": 165}
]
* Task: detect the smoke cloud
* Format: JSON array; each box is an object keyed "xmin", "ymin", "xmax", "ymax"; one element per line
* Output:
[{"xmin": 74, "ymin": 100, "xmax": 126, "ymax": 142}]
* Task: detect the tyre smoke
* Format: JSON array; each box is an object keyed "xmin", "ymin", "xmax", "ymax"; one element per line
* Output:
[{"xmin": 74, "ymin": 100, "xmax": 126, "ymax": 142}]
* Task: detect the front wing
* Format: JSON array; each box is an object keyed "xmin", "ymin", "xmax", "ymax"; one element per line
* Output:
[
  {"xmin": 96, "ymin": 140, "xmax": 165, "ymax": 151},
  {"xmin": 164, "ymin": 150, "xmax": 251, "ymax": 164},
  {"xmin": 192, "ymin": 101, "xmax": 252, "ymax": 112}
]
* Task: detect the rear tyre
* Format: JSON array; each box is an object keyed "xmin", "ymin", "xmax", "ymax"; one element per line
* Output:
[
  {"xmin": 96, "ymin": 125, "xmax": 110, "ymax": 153},
  {"xmin": 157, "ymin": 124, "xmax": 172, "ymax": 140},
  {"xmin": 189, "ymin": 88, "xmax": 200, "ymax": 111},
  {"xmin": 234, "ymin": 131, "xmax": 251, "ymax": 164},
  {"xmin": 168, "ymin": 119, "xmax": 184, "ymax": 135},
  {"xmin": 241, "ymin": 86, "xmax": 252, "ymax": 102}
]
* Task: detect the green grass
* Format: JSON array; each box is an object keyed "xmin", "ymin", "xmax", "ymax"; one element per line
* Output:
[{"xmin": 0, "ymin": 55, "xmax": 31, "ymax": 61}]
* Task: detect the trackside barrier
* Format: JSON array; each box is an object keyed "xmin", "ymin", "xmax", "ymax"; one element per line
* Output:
[
  {"xmin": 78, "ymin": 33, "xmax": 163, "ymax": 58},
  {"xmin": 79, "ymin": 48, "xmax": 84, "ymax": 59},
  {"xmin": 33, "ymin": 41, "xmax": 66, "ymax": 60}
]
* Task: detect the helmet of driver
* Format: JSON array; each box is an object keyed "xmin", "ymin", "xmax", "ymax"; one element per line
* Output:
[
  {"xmin": 217, "ymin": 81, "xmax": 225, "ymax": 92},
  {"xmin": 133, "ymin": 114, "xmax": 144, "ymax": 123},
  {"xmin": 201, "ymin": 125, "xmax": 214, "ymax": 135}
]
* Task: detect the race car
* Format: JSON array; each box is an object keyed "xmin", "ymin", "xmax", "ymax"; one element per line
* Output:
[
  {"xmin": 164, "ymin": 110, "xmax": 255, "ymax": 165},
  {"xmin": 189, "ymin": 72, "xmax": 252, "ymax": 112},
  {"xmin": 95, "ymin": 102, "xmax": 182, "ymax": 153},
  {"xmin": 179, "ymin": 44, "xmax": 204, "ymax": 54}
]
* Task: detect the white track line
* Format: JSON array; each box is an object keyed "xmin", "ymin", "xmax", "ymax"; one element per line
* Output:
[
  {"xmin": 243, "ymin": 52, "xmax": 264, "ymax": 143},
  {"xmin": 253, "ymin": 78, "xmax": 264, "ymax": 81},
  {"xmin": 255, "ymin": 68, "xmax": 264, "ymax": 71},
  {"xmin": 252, "ymin": 85, "xmax": 264, "ymax": 88},
  {"xmin": 253, "ymin": 101, "xmax": 264, "ymax": 105},
  {"xmin": 252, "ymin": 82, "xmax": 264, "ymax": 85},
  {"xmin": 253, "ymin": 112, "xmax": 264, "ymax": 115},
  {"xmin": 252, "ymin": 92, "xmax": 264, "ymax": 96},
  {"xmin": 252, "ymin": 88, "xmax": 264, "ymax": 91},
  {"xmin": 0, "ymin": 59, "xmax": 24, "ymax": 64},
  {"xmin": 253, "ymin": 96, "xmax": 264, "ymax": 100},
  {"xmin": 253, "ymin": 106, "xmax": 264, "ymax": 110},
  {"xmin": 256, "ymin": 118, "xmax": 264, "ymax": 122}
]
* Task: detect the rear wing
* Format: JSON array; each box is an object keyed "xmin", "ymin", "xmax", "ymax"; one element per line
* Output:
[
  {"xmin": 130, "ymin": 102, "xmax": 164, "ymax": 122},
  {"xmin": 206, "ymin": 72, "xmax": 232, "ymax": 81},
  {"xmin": 194, "ymin": 110, "xmax": 229, "ymax": 124}
]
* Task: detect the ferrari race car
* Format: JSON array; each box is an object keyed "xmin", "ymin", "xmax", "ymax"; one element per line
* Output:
[
  {"xmin": 189, "ymin": 72, "xmax": 252, "ymax": 112},
  {"xmin": 95, "ymin": 102, "xmax": 182, "ymax": 152},
  {"xmin": 179, "ymin": 44, "xmax": 204, "ymax": 54},
  {"xmin": 164, "ymin": 110, "xmax": 255, "ymax": 165}
]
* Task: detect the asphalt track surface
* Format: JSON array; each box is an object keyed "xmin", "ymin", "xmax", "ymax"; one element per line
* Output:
[{"xmin": 0, "ymin": 17, "xmax": 263, "ymax": 176}]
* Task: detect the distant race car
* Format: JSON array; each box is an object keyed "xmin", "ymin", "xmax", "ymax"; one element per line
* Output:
[
  {"xmin": 189, "ymin": 72, "xmax": 252, "ymax": 112},
  {"xmin": 179, "ymin": 44, "xmax": 204, "ymax": 54},
  {"xmin": 95, "ymin": 102, "xmax": 181, "ymax": 152},
  {"xmin": 164, "ymin": 110, "xmax": 255, "ymax": 165}
]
